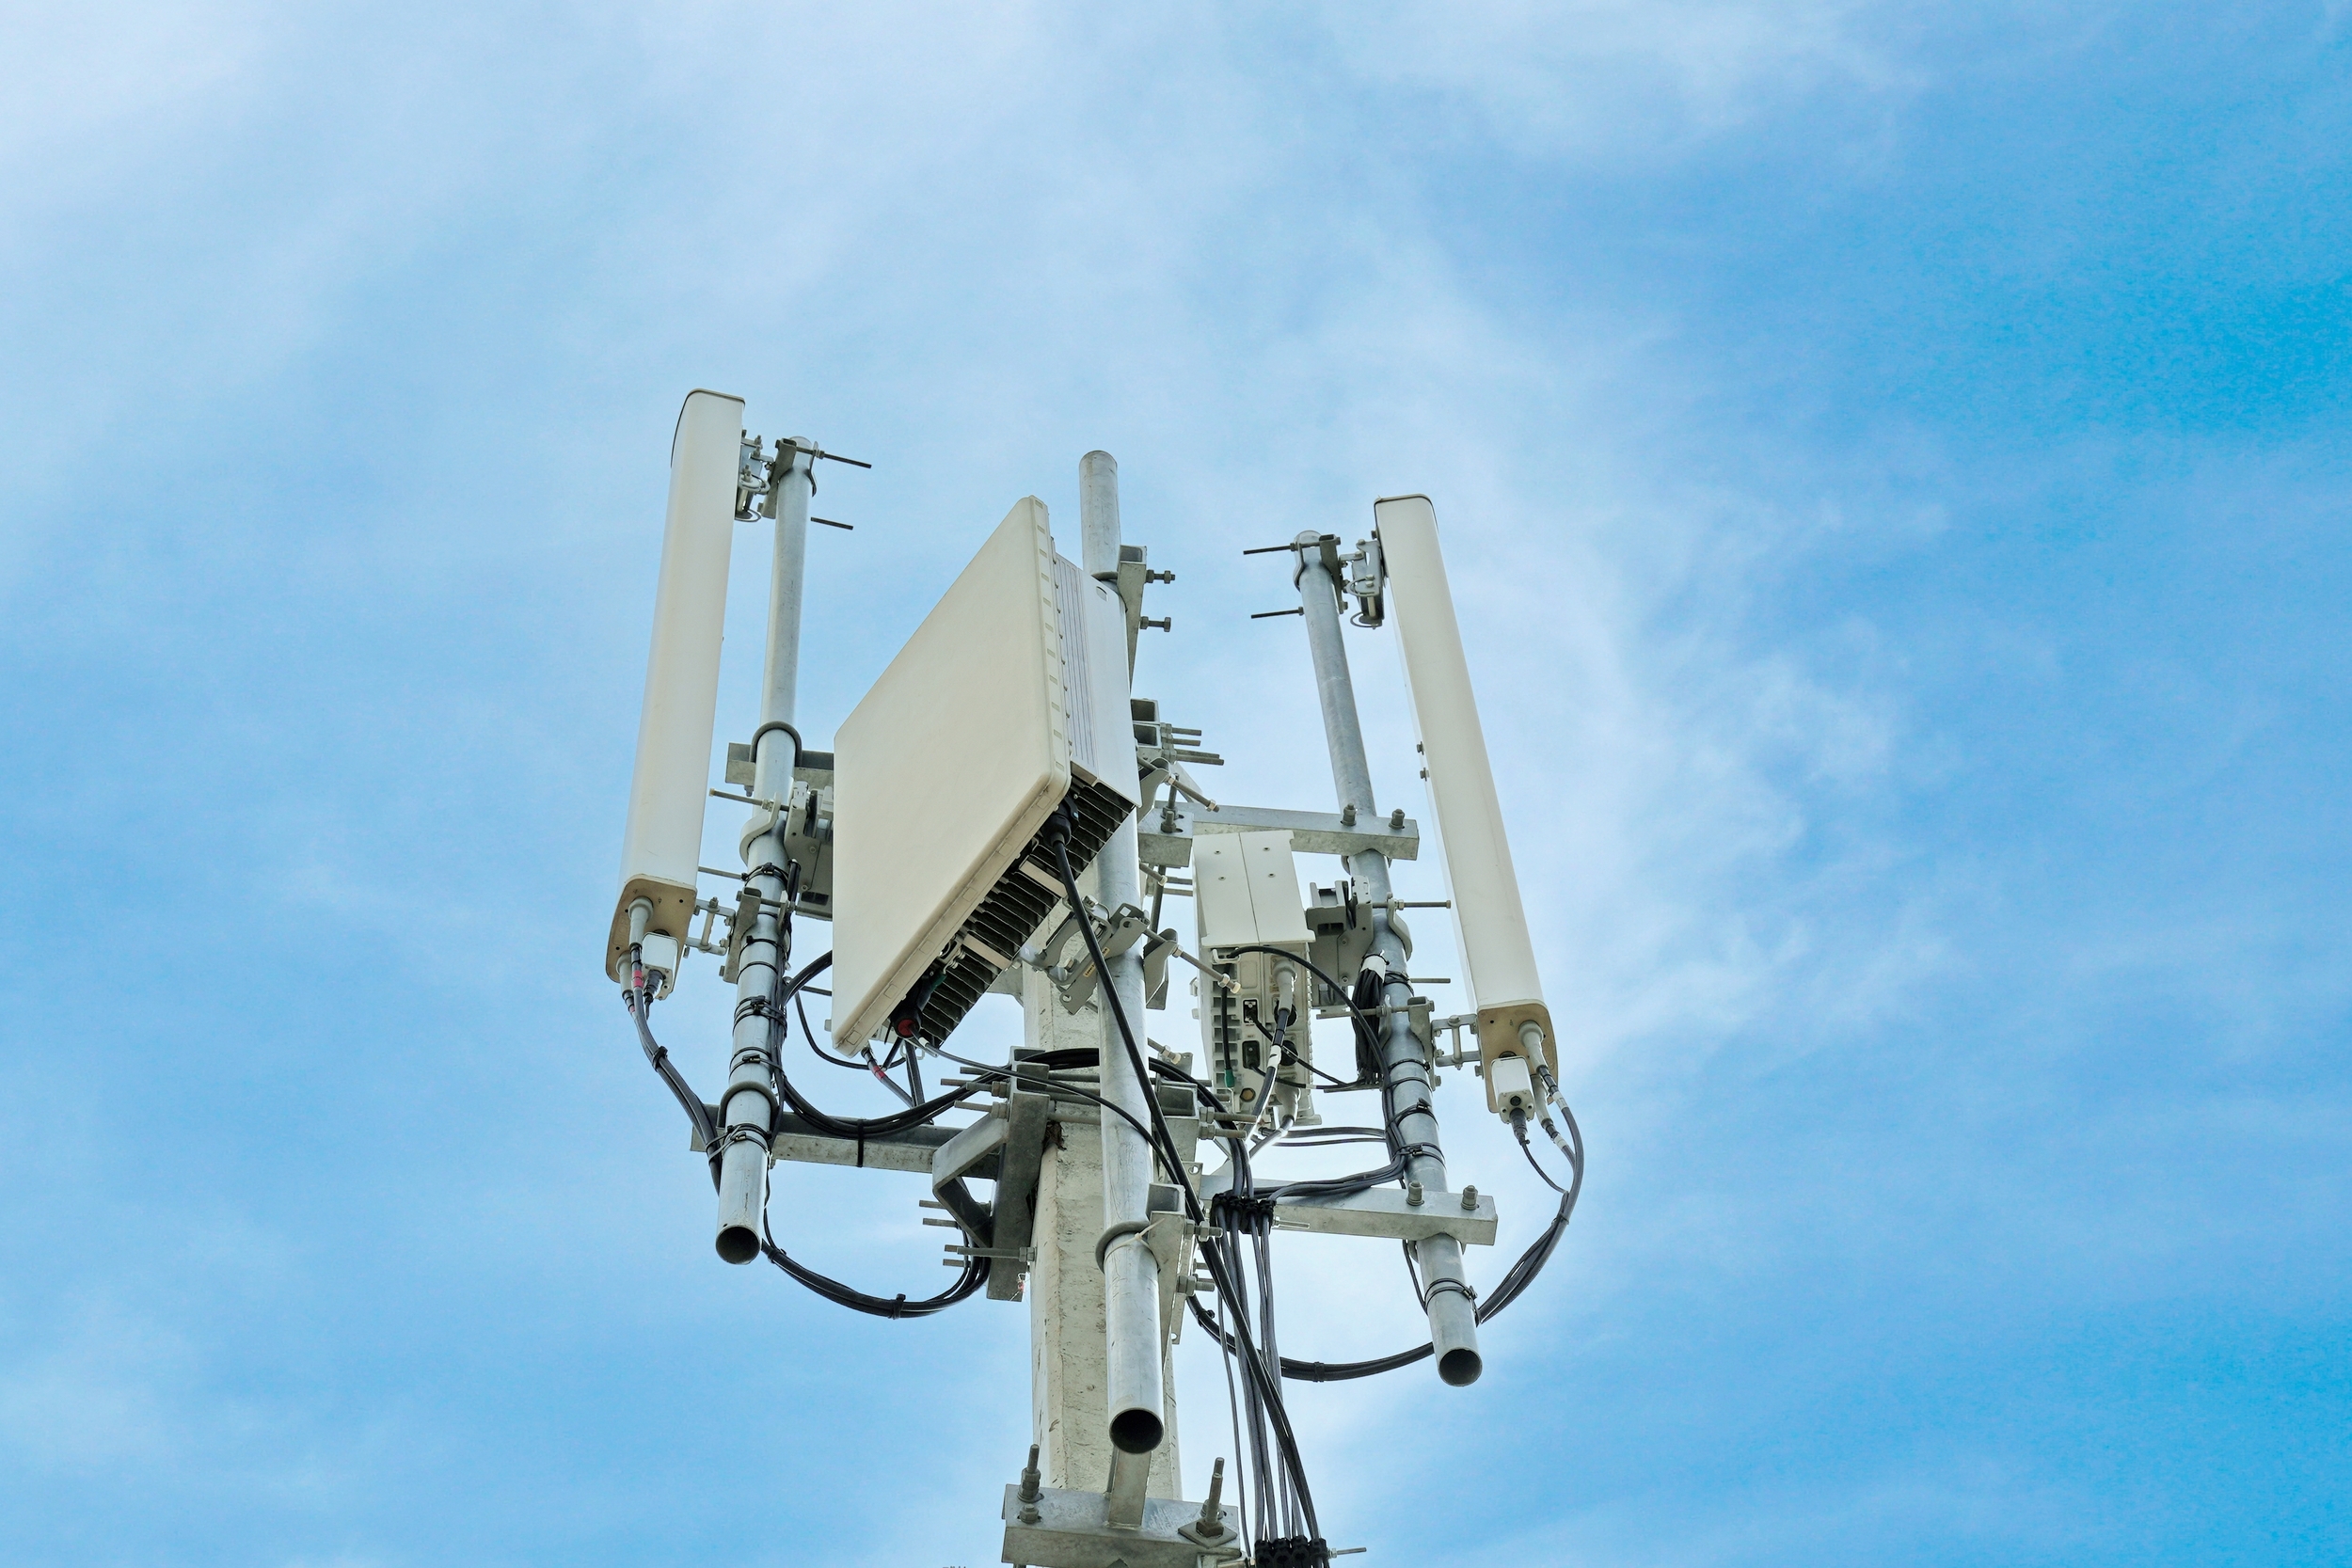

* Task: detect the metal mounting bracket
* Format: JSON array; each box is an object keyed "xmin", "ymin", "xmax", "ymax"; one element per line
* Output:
[
  {"xmin": 985, "ymin": 1076, "xmax": 1056, "ymax": 1301},
  {"xmin": 929, "ymin": 1105, "xmax": 1008, "ymax": 1248},
  {"xmin": 1376, "ymin": 993, "xmax": 1437, "ymax": 1063},
  {"xmin": 1138, "ymin": 802, "xmax": 1418, "ymax": 868},
  {"xmin": 1270, "ymin": 1184, "xmax": 1499, "ymax": 1246},
  {"xmin": 1344, "ymin": 532, "xmax": 1386, "ymax": 626},
  {"xmin": 758, "ymin": 1113, "xmax": 995, "ymax": 1176},
  {"xmin": 1001, "ymin": 1485, "xmax": 1241, "ymax": 1568},
  {"xmin": 715, "ymin": 882, "xmax": 764, "ymax": 984},
  {"xmin": 1041, "ymin": 902, "xmax": 1163, "ymax": 1014},
  {"xmin": 1108, "ymin": 544, "xmax": 1175, "ymax": 673},
  {"xmin": 1195, "ymin": 1165, "xmax": 1499, "ymax": 1245}
]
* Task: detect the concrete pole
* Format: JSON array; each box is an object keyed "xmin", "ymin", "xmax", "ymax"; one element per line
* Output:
[
  {"xmin": 1078, "ymin": 451, "xmax": 1171, "ymax": 1513},
  {"xmin": 1025, "ymin": 961, "xmax": 1183, "ymax": 1498},
  {"xmin": 1294, "ymin": 531, "xmax": 1485, "ymax": 1386},
  {"xmin": 712, "ymin": 443, "xmax": 814, "ymax": 1264}
]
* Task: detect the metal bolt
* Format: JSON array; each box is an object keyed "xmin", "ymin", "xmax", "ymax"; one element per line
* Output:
[
  {"xmin": 1406, "ymin": 1180, "xmax": 1423, "ymax": 1207},
  {"xmin": 1017, "ymin": 1442, "xmax": 1042, "ymax": 1522},
  {"xmin": 1389, "ymin": 807, "xmax": 1405, "ymax": 830},
  {"xmin": 1462, "ymin": 1184, "xmax": 1479, "ymax": 1212},
  {"xmin": 1340, "ymin": 802, "xmax": 1358, "ymax": 826},
  {"xmin": 1195, "ymin": 1458, "xmax": 1230, "ymax": 1540}
]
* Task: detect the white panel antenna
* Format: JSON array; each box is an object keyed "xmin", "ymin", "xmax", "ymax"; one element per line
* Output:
[
  {"xmin": 829, "ymin": 498, "xmax": 1136, "ymax": 1050},
  {"xmin": 607, "ymin": 389, "xmax": 744, "ymax": 992},
  {"xmin": 1374, "ymin": 493, "xmax": 1555, "ymax": 1111}
]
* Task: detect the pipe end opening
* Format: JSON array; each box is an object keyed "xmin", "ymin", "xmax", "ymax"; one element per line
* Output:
[
  {"xmin": 1438, "ymin": 1347, "xmax": 1484, "ymax": 1386},
  {"xmin": 714, "ymin": 1225, "xmax": 761, "ymax": 1265},
  {"xmin": 1108, "ymin": 1409, "xmax": 1165, "ymax": 1455}
]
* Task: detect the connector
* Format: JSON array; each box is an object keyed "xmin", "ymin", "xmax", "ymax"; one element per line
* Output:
[
  {"xmin": 1487, "ymin": 1052, "xmax": 1534, "ymax": 1115},
  {"xmin": 638, "ymin": 931, "xmax": 682, "ymax": 997}
]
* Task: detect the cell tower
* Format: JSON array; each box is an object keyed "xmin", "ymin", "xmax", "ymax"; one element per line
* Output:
[{"xmin": 610, "ymin": 392, "xmax": 1583, "ymax": 1567}]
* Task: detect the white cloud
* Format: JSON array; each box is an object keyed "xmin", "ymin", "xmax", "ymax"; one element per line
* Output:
[
  {"xmin": 0, "ymin": 1296, "xmax": 185, "ymax": 1468},
  {"xmin": 1311, "ymin": 0, "xmax": 1920, "ymax": 162},
  {"xmin": 0, "ymin": 2, "xmax": 262, "ymax": 193},
  {"xmin": 8, "ymin": 3, "xmax": 2339, "ymax": 1562}
]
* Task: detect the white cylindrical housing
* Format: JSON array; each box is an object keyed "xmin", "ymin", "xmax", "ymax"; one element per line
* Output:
[
  {"xmin": 1375, "ymin": 494, "xmax": 1555, "ymax": 1100},
  {"xmin": 607, "ymin": 389, "xmax": 744, "ymax": 986}
]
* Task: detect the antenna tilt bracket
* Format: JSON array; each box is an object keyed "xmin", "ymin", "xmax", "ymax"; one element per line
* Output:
[
  {"xmin": 737, "ymin": 436, "xmax": 868, "ymax": 521},
  {"xmin": 735, "ymin": 434, "xmax": 777, "ymax": 520},
  {"xmin": 1035, "ymin": 903, "xmax": 1172, "ymax": 1014},
  {"xmin": 1345, "ymin": 533, "xmax": 1386, "ymax": 626}
]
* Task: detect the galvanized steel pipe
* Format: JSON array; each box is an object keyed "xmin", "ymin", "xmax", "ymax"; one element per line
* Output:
[
  {"xmin": 714, "ymin": 444, "xmax": 814, "ymax": 1264},
  {"xmin": 1294, "ymin": 529, "xmax": 1484, "ymax": 1385},
  {"xmin": 1081, "ymin": 451, "xmax": 1168, "ymax": 1458}
]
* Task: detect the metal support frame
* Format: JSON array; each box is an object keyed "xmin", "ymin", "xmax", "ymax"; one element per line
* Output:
[
  {"xmin": 750, "ymin": 1113, "xmax": 990, "ymax": 1174},
  {"xmin": 1192, "ymin": 1168, "xmax": 1499, "ymax": 1245},
  {"xmin": 987, "ymin": 1081, "xmax": 1055, "ymax": 1300},
  {"xmin": 1294, "ymin": 530, "xmax": 1485, "ymax": 1386},
  {"xmin": 1136, "ymin": 802, "xmax": 1419, "ymax": 866}
]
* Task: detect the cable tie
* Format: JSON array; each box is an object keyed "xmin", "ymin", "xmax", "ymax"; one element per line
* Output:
[
  {"xmin": 713, "ymin": 1123, "xmax": 773, "ymax": 1163},
  {"xmin": 1210, "ymin": 1192, "xmax": 1276, "ymax": 1225}
]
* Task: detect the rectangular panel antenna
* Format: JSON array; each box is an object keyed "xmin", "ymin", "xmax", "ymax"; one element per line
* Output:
[{"xmin": 830, "ymin": 498, "xmax": 1136, "ymax": 1049}]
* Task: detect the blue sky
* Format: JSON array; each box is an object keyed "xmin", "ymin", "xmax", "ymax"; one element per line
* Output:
[{"xmin": 3, "ymin": 4, "xmax": 2347, "ymax": 1564}]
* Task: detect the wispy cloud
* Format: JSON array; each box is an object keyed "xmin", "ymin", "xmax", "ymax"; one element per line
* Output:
[{"xmin": 2, "ymin": 3, "xmax": 2346, "ymax": 1564}]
